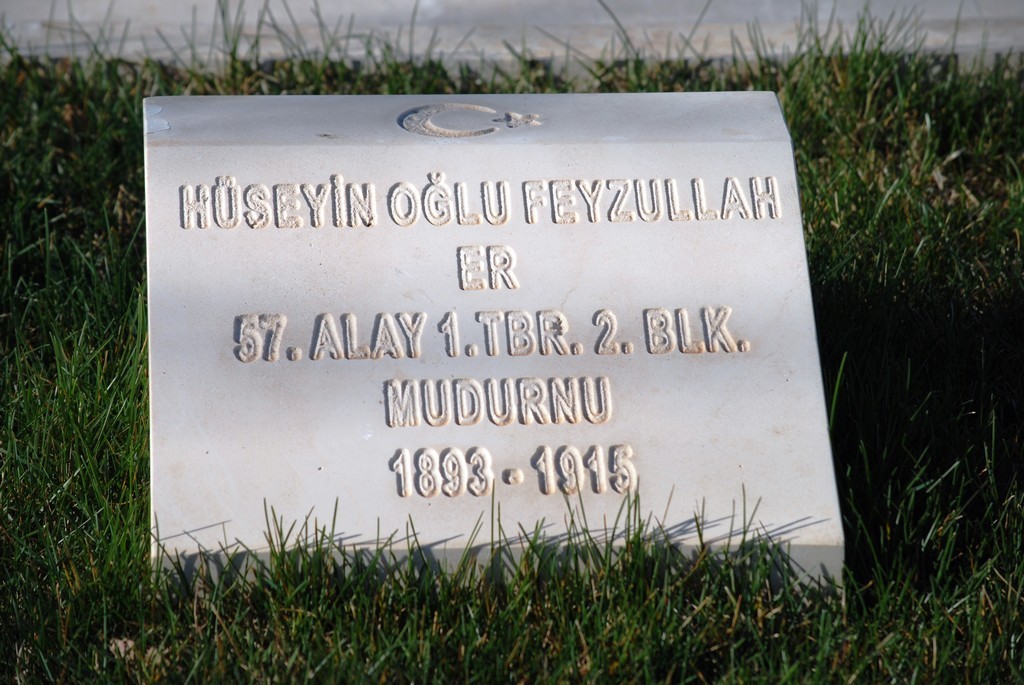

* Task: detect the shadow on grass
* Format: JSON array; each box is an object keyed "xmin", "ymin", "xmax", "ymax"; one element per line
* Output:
[{"xmin": 817, "ymin": 277, "xmax": 1023, "ymax": 589}]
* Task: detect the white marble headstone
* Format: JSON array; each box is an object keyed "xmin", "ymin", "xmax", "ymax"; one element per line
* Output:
[{"xmin": 144, "ymin": 93, "xmax": 844, "ymax": 579}]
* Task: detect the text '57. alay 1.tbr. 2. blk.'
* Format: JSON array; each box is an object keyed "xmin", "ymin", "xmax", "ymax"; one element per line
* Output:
[{"xmin": 144, "ymin": 93, "xmax": 844, "ymax": 579}]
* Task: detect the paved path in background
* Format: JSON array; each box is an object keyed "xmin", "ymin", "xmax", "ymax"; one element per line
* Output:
[{"xmin": 3, "ymin": 0, "xmax": 1022, "ymax": 64}]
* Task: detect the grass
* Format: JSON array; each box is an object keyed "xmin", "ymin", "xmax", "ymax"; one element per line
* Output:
[{"xmin": 2, "ymin": 9, "xmax": 1023, "ymax": 682}]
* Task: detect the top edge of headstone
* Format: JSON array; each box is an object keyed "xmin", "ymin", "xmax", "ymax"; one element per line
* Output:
[{"xmin": 142, "ymin": 93, "xmax": 793, "ymax": 148}]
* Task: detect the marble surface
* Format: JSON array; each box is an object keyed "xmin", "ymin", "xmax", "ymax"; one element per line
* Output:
[{"xmin": 145, "ymin": 93, "xmax": 844, "ymax": 578}]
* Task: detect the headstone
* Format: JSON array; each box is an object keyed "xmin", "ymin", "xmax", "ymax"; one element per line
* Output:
[{"xmin": 144, "ymin": 93, "xmax": 844, "ymax": 580}]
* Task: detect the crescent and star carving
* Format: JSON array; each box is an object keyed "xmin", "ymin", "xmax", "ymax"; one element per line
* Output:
[{"xmin": 399, "ymin": 103, "xmax": 542, "ymax": 138}]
